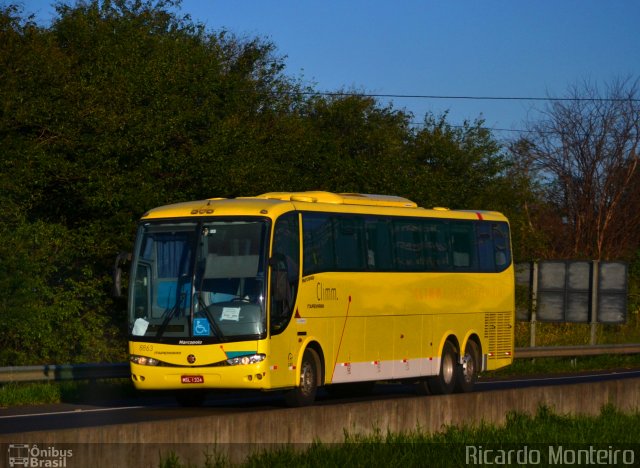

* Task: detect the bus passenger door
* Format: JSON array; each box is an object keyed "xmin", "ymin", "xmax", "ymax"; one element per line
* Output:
[{"xmin": 268, "ymin": 213, "xmax": 300, "ymax": 388}]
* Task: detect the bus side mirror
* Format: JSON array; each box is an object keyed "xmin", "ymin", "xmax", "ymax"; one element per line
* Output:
[{"xmin": 112, "ymin": 251, "xmax": 132, "ymax": 298}]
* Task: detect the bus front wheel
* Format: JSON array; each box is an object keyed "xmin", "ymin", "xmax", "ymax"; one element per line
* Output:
[
  {"xmin": 284, "ymin": 348, "xmax": 320, "ymax": 407},
  {"xmin": 427, "ymin": 341, "xmax": 457, "ymax": 395}
]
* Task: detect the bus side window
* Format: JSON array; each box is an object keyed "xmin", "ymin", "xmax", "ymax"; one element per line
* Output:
[
  {"xmin": 270, "ymin": 213, "xmax": 300, "ymax": 334},
  {"xmin": 334, "ymin": 217, "xmax": 365, "ymax": 270},
  {"xmin": 492, "ymin": 222, "xmax": 511, "ymax": 271},
  {"xmin": 451, "ymin": 221, "xmax": 476, "ymax": 270},
  {"xmin": 393, "ymin": 219, "xmax": 425, "ymax": 271},
  {"xmin": 423, "ymin": 220, "xmax": 449, "ymax": 270},
  {"xmin": 476, "ymin": 222, "xmax": 495, "ymax": 272},
  {"xmin": 365, "ymin": 218, "xmax": 393, "ymax": 271},
  {"xmin": 303, "ymin": 213, "xmax": 334, "ymax": 275}
]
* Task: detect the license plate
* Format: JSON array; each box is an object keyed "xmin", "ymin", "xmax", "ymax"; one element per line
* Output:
[{"xmin": 181, "ymin": 375, "xmax": 204, "ymax": 384}]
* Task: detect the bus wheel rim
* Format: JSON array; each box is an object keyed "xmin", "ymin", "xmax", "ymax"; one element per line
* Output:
[
  {"xmin": 300, "ymin": 362, "xmax": 314, "ymax": 395},
  {"xmin": 443, "ymin": 352, "xmax": 454, "ymax": 384},
  {"xmin": 461, "ymin": 353, "xmax": 475, "ymax": 383}
]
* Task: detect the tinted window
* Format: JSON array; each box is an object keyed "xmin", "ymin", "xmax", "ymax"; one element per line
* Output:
[
  {"xmin": 302, "ymin": 212, "xmax": 511, "ymax": 275},
  {"xmin": 394, "ymin": 220, "xmax": 424, "ymax": 271},
  {"xmin": 303, "ymin": 213, "xmax": 335, "ymax": 275},
  {"xmin": 365, "ymin": 218, "xmax": 394, "ymax": 270},
  {"xmin": 451, "ymin": 221, "xmax": 477, "ymax": 270},
  {"xmin": 423, "ymin": 220, "xmax": 450, "ymax": 270},
  {"xmin": 334, "ymin": 217, "xmax": 365, "ymax": 270},
  {"xmin": 493, "ymin": 222, "xmax": 511, "ymax": 271},
  {"xmin": 271, "ymin": 213, "xmax": 300, "ymax": 334},
  {"xmin": 476, "ymin": 222, "xmax": 495, "ymax": 272}
]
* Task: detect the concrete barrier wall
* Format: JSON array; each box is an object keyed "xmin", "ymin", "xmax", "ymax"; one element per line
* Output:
[{"xmin": 2, "ymin": 378, "xmax": 639, "ymax": 466}]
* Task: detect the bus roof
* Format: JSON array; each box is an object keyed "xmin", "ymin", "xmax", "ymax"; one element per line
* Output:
[
  {"xmin": 140, "ymin": 191, "xmax": 507, "ymax": 222},
  {"xmin": 257, "ymin": 191, "xmax": 418, "ymax": 208}
]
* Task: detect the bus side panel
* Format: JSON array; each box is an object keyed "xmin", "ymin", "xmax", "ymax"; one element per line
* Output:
[
  {"xmin": 268, "ymin": 325, "xmax": 298, "ymax": 389},
  {"xmin": 392, "ymin": 314, "xmax": 431, "ymax": 379},
  {"xmin": 363, "ymin": 315, "xmax": 395, "ymax": 380},
  {"xmin": 424, "ymin": 270, "xmax": 514, "ymax": 371},
  {"xmin": 295, "ymin": 267, "xmax": 514, "ymax": 385}
]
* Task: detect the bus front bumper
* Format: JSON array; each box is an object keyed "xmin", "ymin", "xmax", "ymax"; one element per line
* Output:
[{"xmin": 129, "ymin": 362, "xmax": 270, "ymax": 391}]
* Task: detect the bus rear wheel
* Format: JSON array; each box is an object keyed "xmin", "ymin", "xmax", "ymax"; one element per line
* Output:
[
  {"xmin": 455, "ymin": 340, "xmax": 480, "ymax": 393},
  {"xmin": 427, "ymin": 341, "xmax": 457, "ymax": 395},
  {"xmin": 284, "ymin": 348, "xmax": 320, "ymax": 407}
]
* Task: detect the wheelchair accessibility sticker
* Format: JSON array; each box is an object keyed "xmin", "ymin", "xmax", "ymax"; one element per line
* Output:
[{"xmin": 193, "ymin": 318, "xmax": 210, "ymax": 336}]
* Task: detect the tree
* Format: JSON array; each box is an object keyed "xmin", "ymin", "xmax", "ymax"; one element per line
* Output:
[
  {"xmin": 0, "ymin": 0, "xmax": 303, "ymax": 364},
  {"xmin": 0, "ymin": 1, "xmax": 541, "ymax": 365},
  {"xmin": 298, "ymin": 92, "xmax": 412, "ymax": 194},
  {"xmin": 512, "ymin": 79, "xmax": 640, "ymax": 259},
  {"xmin": 407, "ymin": 113, "xmax": 513, "ymax": 209}
]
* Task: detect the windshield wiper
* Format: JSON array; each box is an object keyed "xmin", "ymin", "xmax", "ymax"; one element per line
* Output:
[{"xmin": 156, "ymin": 301, "xmax": 182, "ymax": 338}]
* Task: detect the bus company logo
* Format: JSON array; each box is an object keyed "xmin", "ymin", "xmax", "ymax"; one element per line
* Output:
[
  {"xmin": 7, "ymin": 444, "xmax": 73, "ymax": 467},
  {"xmin": 316, "ymin": 282, "xmax": 338, "ymax": 302}
]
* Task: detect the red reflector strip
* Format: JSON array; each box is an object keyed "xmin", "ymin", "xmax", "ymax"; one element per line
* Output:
[{"xmin": 476, "ymin": 212, "xmax": 484, "ymax": 220}]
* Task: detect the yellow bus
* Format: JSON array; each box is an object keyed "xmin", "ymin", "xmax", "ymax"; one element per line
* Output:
[{"xmin": 124, "ymin": 191, "xmax": 514, "ymax": 406}]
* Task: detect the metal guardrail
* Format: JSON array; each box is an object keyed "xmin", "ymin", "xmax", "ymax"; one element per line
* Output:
[
  {"xmin": 1, "ymin": 344, "xmax": 639, "ymax": 383},
  {"xmin": 514, "ymin": 343, "xmax": 640, "ymax": 359},
  {"xmin": 0, "ymin": 362, "xmax": 130, "ymax": 383}
]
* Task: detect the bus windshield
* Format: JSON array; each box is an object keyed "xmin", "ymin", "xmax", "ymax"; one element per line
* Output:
[{"xmin": 128, "ymin": 218, "xmax": 269, "ymax": 342}]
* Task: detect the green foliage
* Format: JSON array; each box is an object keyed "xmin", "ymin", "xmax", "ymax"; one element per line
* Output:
[
  {"xmin": 0, "ymin": 378, "xmax": 141, "ymax": 406},
  {"xmin": 0, "ymin": 382, "xmax": 62, "ymax": 406},
  {"xmin": 157, "ymin": 406, "xmax": 640, "ymax": 467},
  {"xmin": 0, "ymin": 1, "xmax": 538, "ymax": 365},
  {"xmin": 408, "ymin": 113, "xmax": 509, "ymax": 210}
]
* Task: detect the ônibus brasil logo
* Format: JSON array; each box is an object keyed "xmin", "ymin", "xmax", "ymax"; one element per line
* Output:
[{"xmin": 7, "ymin": 444, "xmax": 73, "ymax": 467}]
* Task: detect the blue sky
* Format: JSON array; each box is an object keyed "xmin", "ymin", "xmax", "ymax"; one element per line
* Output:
[{"xmin": 20, "ymin": 0, "xmax": 640, "ymax": 138}]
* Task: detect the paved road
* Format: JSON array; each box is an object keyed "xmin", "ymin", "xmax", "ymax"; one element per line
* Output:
[{"xmin": 2, "ymin": 369, "xmax": 639, "ymax": 436}]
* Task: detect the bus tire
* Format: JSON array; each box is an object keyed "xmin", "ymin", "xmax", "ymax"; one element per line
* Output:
[
  {"xmin": 427, "ymin": 341, "xmax": 457, "ymax": 395},
  {"xmin": 455, "ymin": 340, "xmax": 480, "ymax": 393},
  {"xmin": 284, "ymin": 348, "xmax": 320, "ymax": 407}
]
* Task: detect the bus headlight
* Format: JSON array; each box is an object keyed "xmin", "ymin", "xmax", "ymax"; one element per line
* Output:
[
  {"xmin": 226, "ymin": 354, "xmax": 266, "ymax": 366},
  {"xmin": 130, "ymin": 355, "xmax": 160, "ymax": 366}
]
